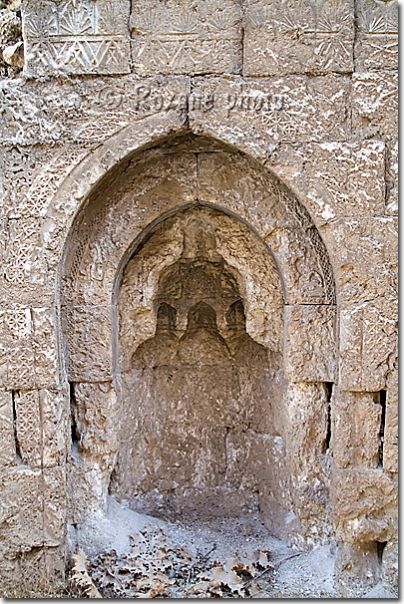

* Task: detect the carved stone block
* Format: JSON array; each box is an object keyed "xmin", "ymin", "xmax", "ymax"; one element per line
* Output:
[
  {"xmin": 43, "ymin": 467, "xmax": 67, "ymax": 545},
  {"xmin": 352, "ymin": 71, "xmax": 398, "ymax": 143},
  {"xmin": 130, "ymin": 0, "xmax": 242, "ymax": 75},
  {"xmin": 189, "ymin": 75, "xmax": 351, "ymax": 160},
  {"xmin": 0, "ymin": 467, "xmax": 44, "ymax": 554},
  {"xmin": 32, "ymin": 308, "xmax": 58, "ymax": 389},
  {"xmin": 23, "ymin": 0, "xmax": 131, "ymax": 76},
  {"xmin": 354, "ymin": 0, "xmax": 398, "ymax": 72},
  {"xmin": 339, "ymin": 303, "xmax": 398, "ymax": 392},
  {"xmin": 321, "ymin": 217, "xmax": 398, "ymax": 310},
  {"xmin": 0, "ymin": 307, "xmax": 59, "ymax": 390},
  {"xmin": 284, "ymin": 305, "xmax": 336, "ymax": 382},
  {"xmin": 63, "ymin": 305, "xmax": 112, "ymax": 382},
  {"xmin": 243, "ymin": 0, "xmax": 354, "ymax": 76},
  {"xmin": 14, "ymin": 390, "xmax": 42, "ymax": 468},
  {"xmin": 40, "ymin": 388, "xmax": 69, "ymax": 468},
  {"xmin": 331, "ymin": 390, "xmax": 382, "ymax": 469},
  {"xmin": 0, "ymin": 391, "xmax": 16, "ymax": 467},
  {"xmin": 0, "ymin": 308, "xmax": 36, "ymax": 390},
  {"xmin": 0, "ymin": 76, "xmax": 190, "ymax": 147}
]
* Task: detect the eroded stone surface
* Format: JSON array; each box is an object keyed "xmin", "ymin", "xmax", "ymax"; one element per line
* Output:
[
  {"xmin": 130, "ymin": 0, "xmax": 242, "ymax": 75},
  {"xmin": 243, "ymin": 0, "xmax": 354, "ymax": 76},
  {"xmin": 23, "ymin": 0, "xmax": 131, "ymax": 76},
  {"xmin": 0, "ymin": 2, "xmax": 398, "ymax": 597},
  {"xmin": 354, "ymin": 0, "xmax": 398, "ymax": 72}
]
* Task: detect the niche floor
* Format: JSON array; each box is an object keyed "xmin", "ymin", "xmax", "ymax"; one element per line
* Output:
[{"xmin": 69, "ymin": 497, "xmax": 340, "ymax": 598}]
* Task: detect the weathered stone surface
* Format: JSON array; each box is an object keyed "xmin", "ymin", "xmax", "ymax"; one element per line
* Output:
[
  {"xmin": 339, "ymin": 301, "xmax": 397, "ymax": 392},
  {"xmin": 14, "ymin": 390, "xmax": 42, "ymax": 467},
  {"xmin": 386, "ymin": 138, "xmax": 398, "ymax": 215},
  {"xmin": 43, "ymin": 467, "xmax": 67, "ymax": 545},
  {"xmin": 321, "ymin": 216, "xmax": 397, "ymax": 309},
  {"xmin": 23, "ymin": 0, "xmax": 131, "ymax": 76},
  {"xmin": 40, "ymin": 388, "xmax": 69, "ymax": 468},
  {"xmin": 0, "ymin": 390, "xmax": 15, "ymax": 466},
  {"xmin": 130, "ymin": 0, "xmax": 242, "ymax": 75},
  {"xmin": 0, "ymin": 307, "xmax": 59, "ymax": 389},
  {"xmin": 383, "ymin": 403, "xmax": 398, "ymax": 475},
  {"xmin": 72, "ymin": 381, "xmax": 118, "ymax": 472},
  {"xmin": 0, "ymin": 467, "xmax": 44, "ymax": 554},
  {"xmin": 0, "ymin": 5, "xmax": 22, "ymax": 77},
  {"xmin": 331, "ymin": 467, "xmax": 397, "ymax": 542},
  {"xmin": 0, "ymin": 2, "xmax": 398, "ymax": 595},
  {"xmin": 62, "ymin": 305, "xmax": 112, "ymax": 382},
  {"xmin": 331, "ymin": 390, "xmax": 382, "ymax": 469},
  {"xmin": 284, "ymin": 305, "xmax": 336, "ymax": 382},
  {"xmin": 265, "ymin": 140, "xmax": 386, "ymax": 224},
  {"xmin": 382, "ymin": 535, "xmax": 398, "ymax": 591},
  {"xmin": 189, "ymin": 75, "xmax": 351, "ymax": 158},
  {"xmin": 285, "ymin": 383, "xmax": 331, "ymax": 546},
  {"xmin": 352, "ymin": 71, "xmax": 398, "ymax": 143},
  {"xmin": 354, "ymin": 0, "xmax": 398, "ymax": 72},
  {"xmin": 0, "ymin": 75, "xmax": 190, "ymax": 146},
  {"xmin": 243, "ymin": 0, "xmax": 354, "ymax": 76}
]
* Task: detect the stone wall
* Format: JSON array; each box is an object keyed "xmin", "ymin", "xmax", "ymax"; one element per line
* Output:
[{"xmin": 0, "ymin": 0, "xmax": 397, "ymax": 596}]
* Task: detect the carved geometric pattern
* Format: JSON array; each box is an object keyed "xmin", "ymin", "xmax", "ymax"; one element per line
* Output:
[
  {"xmin": 23, "ymin": 0, "xmax": 131, "ymax": 76},
  {"xmin": 244, "ymin": 0, "xmax": 354, "ymax": 75},
  {"xmin": 130, "ymin": 0, "xmax": 242, "ymax": 74},
  {"xmin": 280, "ymin": 191, "xmax": 336, "ymax": 304},
  {"xmin": 355, "ymin": 0, "xmax": 398, "ymax": 71}
]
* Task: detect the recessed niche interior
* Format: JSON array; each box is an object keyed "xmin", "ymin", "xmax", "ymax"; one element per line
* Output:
[{"xmin": 109, "ymin": 204, "xmax": 288, "ymax": 522}]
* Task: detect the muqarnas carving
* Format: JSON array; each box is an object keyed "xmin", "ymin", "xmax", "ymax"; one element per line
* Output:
[{"xmin": 111, "ymin": 207, "xmax": 286, "ymax": 521}]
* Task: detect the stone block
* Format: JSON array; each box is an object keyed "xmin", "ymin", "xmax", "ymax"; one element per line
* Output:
[
  {"xmin": 189, "ymin": 75, "xmax": 351, "ymax": 159},
  {"xmin": 40, "ymin": 388, "xmax": 69, "ymax": 468},
  {"xmin": 285, "ymin": 383, "xmax": 331, "ymax": 543},
  {"xmin": 243, "ymin": 0, "xmax": 354, "ymax": 76},
  {"xmin": 382, "ymin": 536, "xmax": 398, "ymax": 591},
  {"xmin": 331, "ymin": 467, "xmax": 397, "ymax": 539},
  {"xmin": 32, "ymin": 308, "xmax": 59, "ymax": 389},
  {"xmin": 23, "ymin": 0, "xmax": 131, "ymax": 76},
  {"xmin": 0, "ymin": 307, "xmax": 59, "ymax": 390},
  {"xmin": 0, "ymin": 390, "xmax": 16, "ymax": 467},
  {"xmin": 0, "ymin": 307, "xmax": 35, "ymax": 390},
  {"xmin": 0, "ymin": 76, "xmax": 190, "ymax": 146},
  {"xmin": 72, "ymin": 381, "xmax": 118, "ymax": 472},
  {"xmin": 43, "ymin": 467, "xmax": 67, "ymax": 545},
  {"xmin": 197, "ymin": 150, "xmax": 296, "ymax": 235},
  {"xmin": 321, "ymin": 217, "xmax": 398, "ymax": 310},
  {"xmin": 0, "ymin": 467, "xmax": 44, "ymax": 554},
  {"xmin": 383, "ymin": 404, "xmax": 397, "ymax": 474},
  {"xmin": 284, "ymin": 305, "xmax": 336, "ymax": 382},
  {"xmin": 63, "ymin": 305, "xmax": 113, "ymax": 382},
  {"xmin": 14, "ymin": 390, "xmax": 42, "ymax": 468},
  {"xmin": 354, "ymin": 0, "xmax": 398, "ymax": 72},
  {"xmin": 352, "ymin": 71, "xmax": 398, "ymax": 143},
  {"xmin": 265, "ymin": 140, "xmax": 386, "ymax": 224},
  {"xmin": 339, "ymin": 302, "xmax": 397, "ymax": 392},
  {"xmin": 331, "ymin": 390, "xmax": 382, "ymax": 469},
  {"xmin": 130, "ymin": 0, "xmax": 242, "ymax": 75}
]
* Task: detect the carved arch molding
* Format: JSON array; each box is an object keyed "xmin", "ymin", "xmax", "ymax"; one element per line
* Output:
[{"xmin": 61, "ymin": 133, "xmax": 336, "ymax": 543}]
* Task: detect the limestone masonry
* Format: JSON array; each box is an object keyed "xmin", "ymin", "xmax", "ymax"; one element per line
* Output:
[{"xmin": 0, "ymin": 0, "xmax": 398, "ymax": 597}]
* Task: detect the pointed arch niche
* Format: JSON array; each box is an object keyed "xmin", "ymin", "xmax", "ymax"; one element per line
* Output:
[{"xmin": 60, "ymin": 133, "xmax": 336, "ymax": 546}]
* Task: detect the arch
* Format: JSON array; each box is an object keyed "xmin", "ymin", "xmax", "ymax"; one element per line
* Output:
[{"xmin": 60, "ymin": 130, "xmax": 337, "ymax": 545}]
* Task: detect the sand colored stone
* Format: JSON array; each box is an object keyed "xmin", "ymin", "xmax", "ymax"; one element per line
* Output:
[{"xmin": 0, "ymin": 0, "xmax": 398, "ymax": 597}]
